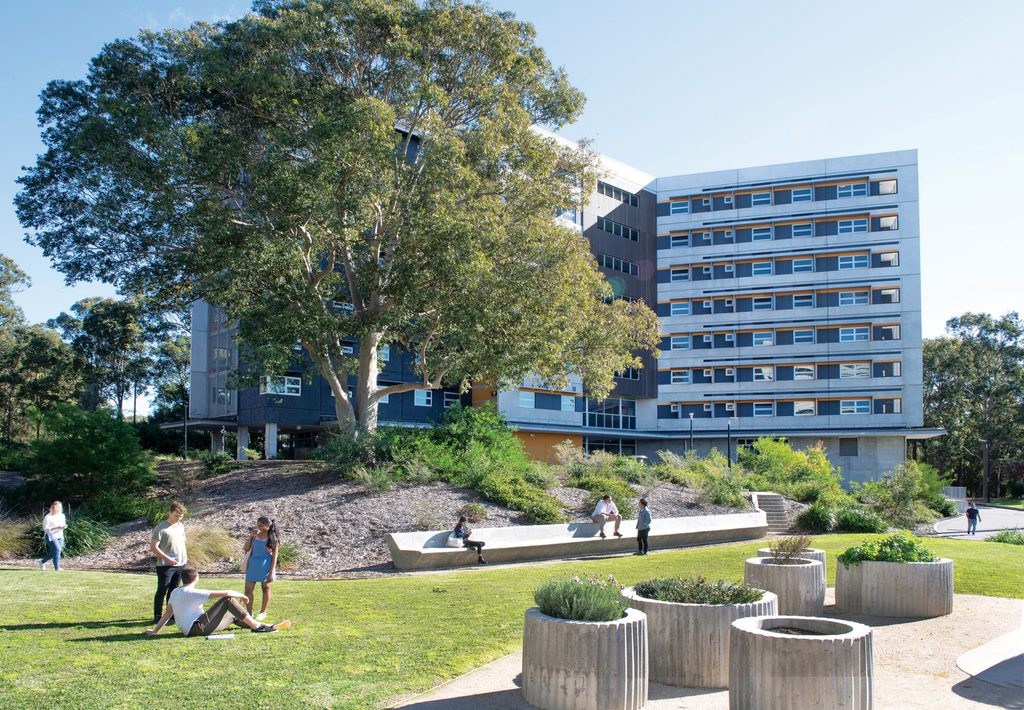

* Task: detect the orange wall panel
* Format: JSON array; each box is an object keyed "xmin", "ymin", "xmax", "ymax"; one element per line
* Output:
[{"xmin": 516, "ymin": 432, "xmax": 583, "ymax": 464}]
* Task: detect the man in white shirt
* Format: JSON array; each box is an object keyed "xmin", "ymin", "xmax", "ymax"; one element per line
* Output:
[
  {"xmin": 144, "ymin": 566, "xmax": 290, "ymax": 637},
  {"xmin": 591, "ymin": 495, "xmax": 623, "ymax": 539}
]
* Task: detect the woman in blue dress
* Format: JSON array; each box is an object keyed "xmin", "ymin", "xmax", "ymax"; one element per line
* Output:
[{"xmin": 243, "ymin": 516, "xmax": 279, "ymax": 620}]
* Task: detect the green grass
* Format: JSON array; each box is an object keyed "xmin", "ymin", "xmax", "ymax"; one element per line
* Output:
[
  {"xmin": 0, "ymin": 534, "xmax": 1020, "ymax": 709},
  {"xmin": 989, "ymin": 498, "xmax": 1024, "ymax": 509}
]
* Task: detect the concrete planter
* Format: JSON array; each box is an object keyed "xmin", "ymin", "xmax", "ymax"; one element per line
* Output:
[
  {"xmin": 522, "ymin": 607, "xmax": 648, "ymax": 710},
  {"xmin": 835, "ymin": 558, "xmax": 954, "ymax": 617},
  {"xmin": 743, "ymin": 557, "xmax": 825, "ymax": 616},
  {"xmin": 622, "ymin": 586, "xmax": 777, "ymax": 689},
  {"xmin": 757, "ymin": 547, "xmax": 826, "ymax": 585},
  {"xmin": 729, "ymin": 615, "xmax": 874, "ymax": 709}
]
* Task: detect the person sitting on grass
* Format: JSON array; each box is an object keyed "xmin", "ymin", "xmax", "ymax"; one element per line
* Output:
[
  {"xmin": 453, "ymin": 515, "xmax": 488, "ymax": 564},
  {"xmin": 143, "ymin": 565, "xmax": 290, "ymax": 637},
  {"xmin": 591, "ymin": 495, "xmax": 623, "ymax": 539}
]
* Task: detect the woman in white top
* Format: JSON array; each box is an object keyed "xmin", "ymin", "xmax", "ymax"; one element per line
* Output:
[{"xmin": 40, "ymin": 501, "xmax": 67, "ymax": 572}]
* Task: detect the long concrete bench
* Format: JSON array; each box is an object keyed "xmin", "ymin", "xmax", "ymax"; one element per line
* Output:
[{"xmin": 385, "ymin": 511, "xmax": 768, "ymax": 570}]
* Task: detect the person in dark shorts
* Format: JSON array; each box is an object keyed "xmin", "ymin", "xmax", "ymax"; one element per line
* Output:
[
  {"xmin": 453, "ymin": 516, "xmax": 488, "ymax": 564},
  {"xmin": 965, "ymin": 502, "xmax": 981, "ymax": 535},
  {"xmin": 150, "ymin": 502, "xmax": 188, "ymax": 623},
  {"xmin": 635, "ymin": 498, "xmax": 652, "ymax": 556}
]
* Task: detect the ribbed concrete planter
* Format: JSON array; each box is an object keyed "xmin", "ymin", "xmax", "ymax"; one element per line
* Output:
[
  {"xmin": 757, "ymin": 547, "xmax": 826, "ymax": 585},
  {"xmin": 729, "ymin": 615, "xmax": 873, "ymax": 710},
  {"xmin": 622, "ymin": 587, "xmax": 777, "ymax": 688},
  {"xmin": 522, "ymin": 607, "xmax": 648, "ymax": 710},
  {"xmin": 835, "ymin": 558, "xmax": 954, "ymax": 617},
  {"xmin": 744, "ymin": 557, "xmax": 824, "ymax": 616}
]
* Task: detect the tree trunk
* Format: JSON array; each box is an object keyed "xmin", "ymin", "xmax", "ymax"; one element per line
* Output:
[
  {"xmin": 132, "ymin": 381, "xmax": 138, "ymax": 423},
  {"xmin": 355, "ymin": 331, "xmax": 381, "ymax": 433},
  {"xmin": 304, "ymin": 342, "xmax": 357, "ymax": 432}
]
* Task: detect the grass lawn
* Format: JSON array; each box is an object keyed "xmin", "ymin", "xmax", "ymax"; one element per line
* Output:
[
  {"xmin": 1, "ymin": 534, "xmax": 1021, "ymax": 709},
  {"xmin": 987, "ymin": 498, "xmax": 1024, "ymax": 509}
]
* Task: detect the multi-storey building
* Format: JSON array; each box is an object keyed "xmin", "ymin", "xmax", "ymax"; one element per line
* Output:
[{"xmin": 188, "ymin": 147, "xmax": 940, "ymax": 484}]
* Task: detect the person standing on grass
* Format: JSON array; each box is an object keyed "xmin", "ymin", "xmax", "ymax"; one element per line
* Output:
[
  {"xmin": 453, "ymin": 515, "xmax": 488, "ymax": 564},
  {"xmin": 966, "ymin": 502, "xmax": 981, "ymax": 535},
  {"xmin": 144, "ymin": 565, "xmax": 290, "ymax": 637},
  {"xmin": 591, "ymin": 495, "xmax": 623, "ymax": 539},
  {"xmin": 150, "ymin": 501, "xmax": 188, "ymax": 623},
  {"xmin": 635, "ymin": 498, "xmax": 652, "ymax": 556},
  {"xmin": 39, "ymin": 501, "xmax": 67, "ymax": 572},
  {"xmin": 243, "ymin": 516, "xmax": 279, "ymax": 620}
]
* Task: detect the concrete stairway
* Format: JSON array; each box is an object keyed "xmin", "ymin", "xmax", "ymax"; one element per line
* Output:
[{"xmin": 752, "ymin": 492, "xmax": 789, "ymax": 533}]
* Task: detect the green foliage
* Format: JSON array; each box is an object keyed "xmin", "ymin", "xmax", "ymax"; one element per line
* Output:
[
  {"xmin": 928, "ymin": 496, "xmax": 959, "ymax": 518},
  {"xmin": 737, "ymin": 438, "xmax": 845, "ymax": 503},
  {"xmin": 633, "ymin": 577, "xmax": 764, "ymax": 605},
  {"xmin": 274, "ymin": 540, "xmax": 306, "ymax": 571},
  {"xmin": 568, "ymin": 468, "xmax": 636, "ymax": 518},
  {"xmin": 357, "ymin": 465, "xmax": 396, "ymax": 494},
  {"xmin": 184, "ymin": 524, "xmax": 236, "ymax": 568},
  {"xmin": 0, "ymin": 441, "xmax": 28, "ymax": 471},
  {"xmin": 23, "ymin": 405, "xmax": 154, "ymax": 503},
  {"xmin": 988, "ymin": 530, "xmax": 1024, "ymax": 545},
  {"xmin": 857, "ymin": 461, "xmax": 936, "ymax": 528},
  {"xmin": 26, "ymin": 510, "xmax": 111, "ymax": 558},
  {"xmin": 767, "ymin": 535, "xmax": 814, "ymax": 562},
  {"xmin": 0, "ymin": 515, "xmax": 31, "ymax": 558},
  {"xmin": 534, "ymin": 575, "xmax": 627, "ymax": 622},
  {"xmin": 676, "ymin": 449, "xmax": 748, "ymax": 508},
  {"xmin": 833, "ymin": 506, "xmax": 888, "ymax": 533},
  {"xmin": 197, "ymin": 450, "xmax": 237, "ymax": 479},
  {"xmin": 796, "ymin": 502, "xmax": 836, "ymax": 533},
  {"xmin": 837, "ymin": 531, "xmax": 939, "ymax": 566},
  {"xmin": 523, "ymin": 462, "xmax": 560, "ymax": 490},
  {"xmin": 457, "ymin": 502, "xmax": 488, "ymax": 524},
  {"xmin": 80, "ymin": 491, "xmax": 147, "ymax": 525},
  {"xmin": 477, "ymin": 472, "xmax": 564, "ymax": 524}
]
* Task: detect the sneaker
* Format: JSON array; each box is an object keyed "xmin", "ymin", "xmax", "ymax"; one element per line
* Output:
[
  {"xmin": 39, "ymin": 561, "xmax": 45, "ymax": 571},
  {"xmin": 633, "ymin": 552, "xmax": 643, "ymax": 556},
  {"xmin": 614, "ymin": 532, "xmax": 623, "ymax": 538},
  {"xmin": 255, "ymin": 612, "xmax": 268, "ymax": 621},
  {"xmin": 478, "ymin": 558, "xmax": 488, "ymax": 565},
  {"xmin": 271, "ymin": 620, "xmax": 291, "ymax": 631},
  {"xmin": 599, "ymin": 532, "xmax": 606, "ymax": 539}
]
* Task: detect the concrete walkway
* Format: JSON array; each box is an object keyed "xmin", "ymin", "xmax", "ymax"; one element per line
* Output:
[
  {"xmin": 933, "ymin": 504, "xmax": 1024, "ymax": 540},
  {"xmin": 391, "ymin": 592, "xmax": 1024, "ymax": 710}
]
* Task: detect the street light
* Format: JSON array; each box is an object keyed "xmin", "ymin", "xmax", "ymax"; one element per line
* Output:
[
  {"xmin": 688, "ymin": 412, "xmax": 695, "ymax": 454},
  {"xmin": 727, "ymin": 417, "xmax": 734, "ymax": 469},
  {"xmin": 980, "ymin": 439, "xmax": 990, "ymax": 502}
]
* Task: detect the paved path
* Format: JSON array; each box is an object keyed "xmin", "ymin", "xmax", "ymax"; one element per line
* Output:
[{"xmin": 933, "ymin": 504, "xmax": 1024, "ymax": 540}]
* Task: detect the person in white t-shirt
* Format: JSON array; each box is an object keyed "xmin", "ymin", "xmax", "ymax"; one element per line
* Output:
[
  {"xmin": 591, "ymin": 495, "xmax": 623, "ymax": 539},
  {"xmin": 144, "ymin": 566, "xmax": 291, "ymax": 637},
  {"xmin": 39, "ymin": 501, "xmax": 67, "ymax": 572}
]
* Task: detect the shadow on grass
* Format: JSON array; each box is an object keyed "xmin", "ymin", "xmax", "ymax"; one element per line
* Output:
[
  {"xmin": 0, "ymin": 619, "xmax": 148, "ymax": 632},
  {"xmin": 69, "ymin": 632, "xmax": 183, "ymax": 643}
]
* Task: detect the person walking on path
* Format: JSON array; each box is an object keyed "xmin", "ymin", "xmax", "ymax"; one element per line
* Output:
[
  {"xmin": 591, "ymin": 495, "xmax": 623, "ymax": 539},
  {"xmin": 144, "ymin": 565, "xmax": 290, "ymax": 637},
  {"xmin": 150, "ymin": 501, "xmax": 188, "ymax": 623},
  {"xmin": 966, "ymin": 502, "xmax": 982, "ymax": 535},
  {"xmin": 39, "ymin": 501, "xmax": 67, "ymax": 572},
  {"xmin": 635, "ymin": 498, "xmax": 652, "ymax": 556},
  {"xmin": 243, "ymin": 516, "xmax": 279, "ymax": 620},
  {"xmin": 453, "ymin": 516, "xmax": 488, "ymax": 564}
]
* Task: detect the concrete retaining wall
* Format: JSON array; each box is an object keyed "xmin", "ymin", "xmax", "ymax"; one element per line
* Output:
[
  {"xmin": 622, "ymin": 587, "xmax": 777, "ymax": 688},
  {"xmin": 743, "ymin": 557, "xmax": 825, "ymax": 616},
  {"xmin": 757, "ymin": 547, "xmax": 826, "ymax": 585},
  {"xmin": 522, "ymin": 607, "xmax": 648, "ymax": 710},
  {"xmin": 835, "ymin": 559, "xmax": 954, "ymax": 617}
]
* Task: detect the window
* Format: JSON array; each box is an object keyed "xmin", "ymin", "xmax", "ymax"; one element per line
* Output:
[
  {"xmin": 671, "ymin": 370, "xmax": 690, "ymax": 384},
  {"xmin": 671, "ymin": 336, "xmax": 690, "ymax": 350},
  {"xmin": 879, "ymin": 324, "xmax": 901, "ymax": 340},
  {"xmin": 878, "ymin": 398, "xmax": 902, "ymax": 414},
  {"xmin": 723, "ymin": 264, "xmax": 734, "ymax": 274},
  {"xmin": 792, "ymin": 258, "xmax": 814, "ymax": 273},
  {"xmin": 792, "ymin": 187, "xmax": 812, "ymax": 202},
  {"xmin": 701, "ymin": 266, "xmax": 712, "ymax": 276},
  {"xmin": 876, "ymin": 179, "xmax": 898, "ymax": 195},
  {"xmin": 415, "ymin": 390, "xmax": 433, "ymax": 407},
  {"xmin": 702, "ymin": 335, "xmax": 712, "ymax": 343},
  {"xmin": 670, "ymin": 404, "xmax": 681, "ymax": 416},
  {"xmin": 597, "ymin": 253, "xmax": 639, "ymax": 275},
  {"xmin": 838, "ymin": 219, "xmax": 868, "ymax": 234},
  {"xmin": 793, "ymin": 293, "xmax": 814, "ymax": 309},
  {"xmin": 839, "ymin": 327, "xmax": 870, "ymax": 342},
  {"xmin": 598, "ymin": 181, "xmax": 639, "ymax": 207},
  {"xmin": 586, "ymin": 397, "xmax": 636, "ymax": 430},
  {"xmin": 211, "ymin": 346, "xmax": 232, "ymax": 367},
  {"xmin": 838, "ymin": 254, "xmax": 869, "ymax": 270},
  {"xmin": 837, "ymin": 182, "xmax": 868, "ymax": 198},
  {"xmin": 794, "ymin": 365, "xmax": 815, "ymax": 380},
  {"xmin": 840, "ymin": 363, "xmax": 870, "ymax": 378},
  {"xmin": 723, "ymin": 299, "xmax": 734, "ymax": 311},
  {"xmin": 341, "ymin": 345, "xmax": 355, "ymax": 355},
  {"xmin": 260, "ymin": 376, "xmax": 301, "ymax": 396},
  {"xmin": 751, "ymin": 261, "xmax": 773, "ymax": 276},
  {"xmin": 725, "ymin": 403, "xmax": 735, "ymax": 412},
  {"xmin": 670, "ymin": 234, "xmax": 689, "ymax": 248},
  {"xmin": 753, "ymin": 402, "xmax": 774, "ymax": 417},
  {"xmin": 839, "ymin": 290, "xmax": 869, "ymax": 306},
  {"xmin": 722, "ymin": 195, "xmax": 734, "ymax": 206},
  {"xmin": 703, "ymin": 368, "xmax": 713, "ymax": 377},
  {"xmin": 701, "ymin": 198, "xmax": 710, "ymax": 207},
  {"xmin": 376, "ymin": 386, "xmax": 391, "ymax": 404},
  {"xmin": 840, "ymin": 399, "xmax": 871, "ymax": 415},
  {"xmin": 753, "ymin": 296, "xmax": 773, "ymax": 311},
  {"xmin": 561, "ymin": 395, "xmax": 576, "ymax": 412},
  {"xmin": 879, "ymin": 288, "xmax": 900, "ymax": 303},
  {"xmin": 751, "ymin": 191, "xmax": 772, "ymax": 206},
  {"xmin": 725, "ymin": 367, "xmax": 735, "ymax": 377},
  {"xmin": 703, "ymin": 403, "xmax": 713, "ymax": 412},
  {"xmin": 671, "ymin": 268, "xmax": 689, "ymax": 282},
  {"xmin": 752, "ymin": 226, "xmax": 772, "ymax": 241},
  {"xmin": 878, "ymin": 215, "xmax": 898, "ymax": 231},
  {"xmin": 597, "ymin": 217, "xmax": 639, "ymax": 242},
  {"xmin": 378, "ymin": 344, "xmax": 390, "ymax": 361},
  {"xmin": 442, "ymin": 392, "xmax": 460, "ymax": 409},
  {"xmin": 518, "ymin": 391, "xmax": 535, "ymax": 408},
  {"xmin": 212, "ymin": 387, "xmax": 232, "ymax": 405},
  {"xmin": 793, "ymin": 329, "xmax": 815, "ymax": 344},
  {"xmin": 879, "ymin": 251, "xmax": 899, "ymax": 267},
  {"xmin": 669, "ymin": 201, "xmax": 690, "ymax": 215},
  {"xmin": 616, "ymin": 368, "xmax": 641, "ymax": 380},
  {"xmin": 702, "ymin": 300, "xmax": 713, "ymax": 309},
  {"xmin": 882, "ymin": 361, "xmax": 902, "ymax": 377},
  {"xmin": 753, "ymin": 331, "xmax": 774, "ymax": 346},
  {"xmin": 792, "ymin": 222, "xmax": 814, "ymax": 238},
  {"xmin": 794, "ymin": 400, "xmax": 816, "ymax": 416},
  {"xmin": 670, "ymin": 301, "xmax": 690, "ymax": 316},
  {"xmin": 839, "ymin": 438, "xmax": 859, "ymax": 456},
  {"xmin": 724, "ymin": 332, "xmax": 735, "ymax": 342},
  {"xmin": 753, "ymin": 366, "xmax": 774, "ymax": 381}
]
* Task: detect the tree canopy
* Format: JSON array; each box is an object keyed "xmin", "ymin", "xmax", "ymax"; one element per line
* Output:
[{"xmin": 16, "ymin": 0, "xmax": 661, "ymax": 432}]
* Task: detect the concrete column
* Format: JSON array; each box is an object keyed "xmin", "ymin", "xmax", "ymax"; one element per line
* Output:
[
  {"xmin": 265, "ymin": 422, "xmax": 278, "ymax": 459},
  {"xmin": 211, "ymin": 429, "xmax": 225, "ymax": 454},
  {"xmin": 237, "ymin": 427, "xmax": 250, "ymax": 460}
]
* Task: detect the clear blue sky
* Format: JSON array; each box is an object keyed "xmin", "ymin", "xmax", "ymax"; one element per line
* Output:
[{"xmin": 2, "ymin": 0, "xmax": 1023, "ymax": 338}]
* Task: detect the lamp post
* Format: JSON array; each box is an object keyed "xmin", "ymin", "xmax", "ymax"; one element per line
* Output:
[
  {"xmin": 688, "ymin": 412, "xmax": 695, "ymax": 454},
  {"xmin": 980, "ymin": 439, "xmax": 990, "ymax": 502},
  {"xmin": 727, "ymin": 417, "xmax": 733, "ymax": 469}
]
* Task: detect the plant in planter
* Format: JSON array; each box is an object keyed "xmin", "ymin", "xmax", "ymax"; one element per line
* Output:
[
  {"xmin": 623, "ymin": 577, "xmax": 777, "ymax": 689},
  {"xmin": 756, "ymin": 534, "xmax": 826, "ymax": 585},
  {"xmin": 836, "ymin": 531, "xmax": 953, "ymax": 617},
  {"xmin": 744, "ymin": 535, "xmax": 824, "ymax": 615},
  {"xmin": 524, "ymin": 575, "xmax": 647, "ymax": 710}
]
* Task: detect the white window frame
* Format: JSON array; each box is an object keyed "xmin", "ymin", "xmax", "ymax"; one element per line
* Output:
[
  {"xmin": 670, "ymin": 301, "xmax": 690, "ymax": 316},
  {"xmin": 792, "ymin": 258, "xmax": 814, "ymax": 273},
  {"xmin": 751, "ymin": 261, "xmax": 773, "ymax": 276},
  {"xmin": 878, "ymin": 215, "xmax": 898, "ymax": 230},
  {"xmin": 670, "ymin": 201, "xmax": 690, "ymax": 215},
  {"xmin": 725, "ymin": 367, "xmax": 735, "ymax": 377},
  {"xmin": 792, "ymin": 187, "xmax": 812, "ymax": 202},
  {"xmin": 794, "ymin": 400, "xmax": 816, "ymax": 416},
  {"xmin": 260, "ymin": 376, "xmax": 301, "ymax": 397},
  {"xmin": 793, "ymin": 294, "xmax": 814, "ymax": 309},
  {"xmin": 443, "ymin": 392, "xmax": 460, "ymax": 409},
  {"xmin": 839, "ymin": 290, "xmax": 869, "ymax": 306},
  {"xmin": 670, "ymin": 234, "xmax": 689, "ymax": 248},
  {"xmin": 414, "ymin": 390, "xmax": 433, "ymax": 407},
  {"xmin": 671, "ymin": 370, "xmax": 690, "ymax": 384},
  {"xmin": 838, "ymin": 219, "xmax": 868, "ymax": 234},
  {"xmin": 341, "ymin": 345, "xmax": 355, "ymax": 355},
  {"xmin": 561, "ymin": 395, "xmax": 576, "ymax": 412},
  {"xmin": 879, "ymin": 251, "xmax": 899, "ymax": 267},
  {"xmin": 837, "ymin": 182, "xmax": 867, "ymax": 198},
  {"xmin": 751, "ymin": 226, "xmax": 772, "ymax": 241},
  {"xmin": 723, "ymin": 264, "xmax": 734, "ymax": 274},
  {"xmin": 703, "ymin": 368, "xmax": 713, "ymax": 378},
  {"xmin": 703, "ymin": 403, "xmax": 713, "ymax": 412},
  {"xmin": 719, "ymin": 229, "xmax": 734, "ymax": 242},
  {"xmin": 702, "ymin": 335, "xmax": 712, "ymax": 344},
  {"xmin": 753, "ymin": 402, "xmax": 774, "ymax": 417},
  {"xmin": 881, "ymin": 325, "xmax": 901, "ymax": 340},
  {"xmin": 752, "ymin": 296, "xmax": 773, "ymax": 311},
  {"xmin": 671, "ymin": 336, "xmax": 690, "ymax": 350},
  {"xmin": 724, "ymin": 332, "xmax": 735, "ymax": 342},
  {"xmin": 792, "ymin": 223, "xmax": 814, "ymax": 238},
  {"xmin": 722, "ymin": 195, "xmax": 734, "ymax": 206},
  {"xmin": 840, "ymin": 363, "xmax": 870, "ymax": 379},
  {"xmin": 753, "ymin": 366, "xmax": 774, "ymax": 382},
  {"xmin": 701, "ymin": 198, "xmax": 711, "ymax": 207},
  {"xmin": 701, "ymin": 266, "xmax": 712, "ymax": 276},
  {"xmin": 794, "ymin": 365, "xmax": 815, "ymax": 380},
  {"xmin": 377, "ymin": 386, "xmax": 390, "ymax": 404},
  {"xmin": 723, "ymin": 299, "xmax": 734, "ymax": 311},
  {"xmin": 839, "ymin": 327, "xmax": 870, "ymax": 342},
  {"xmin": 876, "ymin": 179, "xmax": 898, "ymax": 195},
  {"xmin": 838, "ymin": 254, "xmax": 869, "ymax": 270},
  {"xmin": 670, "ymin": 268, "xmax": 689, "ymax": 282},
  {"xmin": 378, "ymin": 344, "xmax": 390, "ymax": 362},
  {"xmin": 879, "ymin": 288, "xmax": 900, "ymax": 304},
  {"xmin": 518, "ymin": 391, "xmax": 535, "ymax": 408},
  {"xmin": 752, "ymin": 332, "xmax": 774, "ymax": 346},
  {"xmin": 840, "ymin": 399, "xmax": 871, "ymax": 415},
  {"xmin": 724, "ymin": 402, "xmax": 735, "ymax": 412},
  {"xmin": 702, "ymin": 300, "xmax": 713, "ymax": 309},
  {"xmin": 793, "ymin": 329, "xmax": 815, "ymax": 344},
  {"xmin": 751, "ymin": 191, "xmax": 772, "ymax": 206}
]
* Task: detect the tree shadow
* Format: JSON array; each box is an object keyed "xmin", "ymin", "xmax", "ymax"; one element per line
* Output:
[
  {"xmin": 951, "ymin": 674, "xmax": 1024, "ymax": 708},
  {"xmin": 68, "ymin": 632, "xmax": 184, "ymax": 643},
  {"xmin": 0, "ymin": 618, "xmax": 148, "ymax": 632}
]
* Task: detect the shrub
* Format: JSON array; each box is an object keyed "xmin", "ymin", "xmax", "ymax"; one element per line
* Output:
[
  {"xmin": 833, "ymin": 506, "xmax": 888, "ymax": 533},
  {"xmin": 26, "ymin": 510, "xmax": 111, "ymax": 558},
  {"xmin": 927, "ymin": 495, "xmax": 959, "ymax": 518},
  {"xmin": 634, "ymin": 577, "xmax": 764, "ymax": 605},
  {"xmin": 274, "ymin": 540, "xmax": 306, "ymax": 570},
  {"xmin": 184, "ymin": 523, "xmax": 236, "ymax": 567},
  {"xmin": 569, "ymin": 471, "xmax": 636, "ymax": 518},
  {"xmin": 141, "ymin": 499, "xmax": 175, "ymax": 527},
  {"xmin": 0, "ymin": 517, "xmax": 31, "ymax": 558},
  {"xmin": 477, "ymin": 472, "xmax": 564, "ymax": 524},
  {"xmin": 524, "ymin": 463, "xmax": 560, "ymax": 490},
  {"xmin": 357, "ymin": 465, "xmax": 396, "ymax": 494},
  {"xmin": 766, "ymin": 535, "xmax": 814, "ymax": 562},
  {"xmin": 837, "ymin": 531, "xmax": 938, "ymax": 566},
  {"xmin": 737, "ymin": 438, "xmax": 844, "ymax": 502},
  {"xmin": 458, "ymin": 502, "xmax": 488, "ymax": 524},
  {"xmin": 554, "ymin": 439, "xmax": 585, "ymax": 465},
  {"xmin": 857, "ymin": 461, "xmax": 934, "ymax": 528},
  {"xmin": 534, "ymin": 575, "xmax": 627, "ymax": 622},
  {"xmin": 242, "ymin": 447, "xmax": 263, "ymax": 461},
  {"xmin": 81, "ymin": 490, "xmax": 147, "ymax": 525},
  {"xmin": 988, "ymin": 529, "xmax": 1024, "ymax": 545},
  {"xmin": 0, "ymin": 440, "xmax": 28, "ymax": 471},
  {"xmin": 197, "ymin": 450, "xmax": 237, "ymax": 479},
  {"xmin": 795, "ymin": 502, "xmax": 834, "ymax": 533}
]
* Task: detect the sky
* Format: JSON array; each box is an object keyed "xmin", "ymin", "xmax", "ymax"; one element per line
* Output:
[{"xmin": 2, "ymin": 0, "xmax": 1023, "ymax": 341}]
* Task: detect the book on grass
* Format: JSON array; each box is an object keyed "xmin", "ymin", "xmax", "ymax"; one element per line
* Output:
[{"xmin": 206, "ymin": 634, "xmax": 234, "ymax": 640}]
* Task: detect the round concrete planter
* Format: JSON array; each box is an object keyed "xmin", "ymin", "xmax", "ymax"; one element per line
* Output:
[
  {"xmin": 729, "ymin": 615, "xmax": 874, "ymax": 710},
  {"xmin": 743, "ymin": 557, "xmax": 825, "ymax": 616},
  {"xmin": 521, "ymin": 607, "xmax": 648, "ymax": 710},
  {"xmin": 757, "ymin": 547, "xmax": 826, "ymax": 585},
  {"xmin": 835, "ymin": 558, "xmax": 954, "ymax": 617},
  {"xmin": 622, "ymin": 586, "xmax": 777, "ymax": 689}
]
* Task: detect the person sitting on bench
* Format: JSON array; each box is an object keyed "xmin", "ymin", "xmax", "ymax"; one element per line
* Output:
[
  {"xmin": 591, "ymin": 495, "xmax": 623, "ymax": 538},
  {"xmin": 143, "ymin": 565, "xmax": 291, "ymax": 637},
  {"xmin": 453, "ymin": 516, "xmax": 488, "ymax": 564}
]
